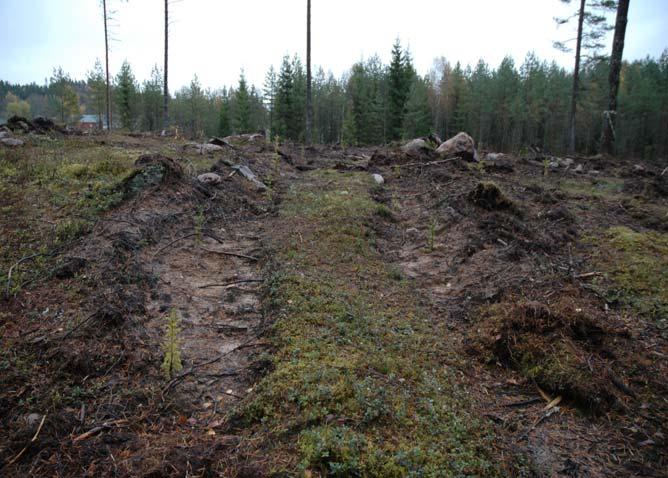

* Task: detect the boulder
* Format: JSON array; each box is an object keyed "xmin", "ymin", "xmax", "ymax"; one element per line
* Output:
[
  {"xmin": 372, "ymin": 173, "xmax": 384, "ymax": 185},
  {"xmin": 560, "ymin": 157, "xmax": 575, "ymax": 168},
  {"xmin": 185, "ymin": 142, "xmax": 224, "ymax": 154},
  {"xmin": 436, "ymin": 132, "xmax": 478, "ymax": 161},
  {"xmin": 0, "ymin": 131, "xmax": 10, "ymax": 139},
  {"xmin": 197, "ymin": 172, "xmax": 222, "ymax": 185},
  {"xmin": 223, "ymin": 133, "xmax": 266, "ymax": 144},
  {"xmin": 1, "ymin": 137, "xmax": 24, "ymax": 147},
  {"xmin": 231, "ymin": 164, "xmax": 267, "ymax": 192},
  {"xmin": 401, "ymin": 138, "xmax": 432, "ymax": 155},
  {"xmin": 208, "ymin": 137, "xmax": 233, "ymax": 148},
  {"xmin": 484, "ymin": 153, "xmax": 514, "ymax": 172}
]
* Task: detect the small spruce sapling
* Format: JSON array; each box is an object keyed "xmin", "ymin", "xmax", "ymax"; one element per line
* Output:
[{"xmin": 161, "ymin": 309, "xmax": 183, "ymax": 378}]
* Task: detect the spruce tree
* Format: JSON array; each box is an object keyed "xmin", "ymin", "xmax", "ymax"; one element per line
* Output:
[
  {"xmin": 141, "ymin": 65, "xmax": 163, "ymax": 132},
  {"xmin": 274, "ymin": 56, "xmax": 295, "ymax": 140},
  {"xmin": 387, "ymin": 39, "xmax": 411, "ymax": 141},
  {"xmin": 235, "ymin": 72, "xmax": 252, "ymax": 134},
  {"xmin": 115, "ymin": 61, "xmax": 138, "ymax": 130},
  {"xmin": 402, "ymin": 76, "xmax": 433, "ymax": 139}
]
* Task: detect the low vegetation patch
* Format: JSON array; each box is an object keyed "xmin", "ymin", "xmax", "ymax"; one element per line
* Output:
[
  {"xmin": 589, "ymin": 226, "xmax": 668, "ymax": 330},
  {"xmin": 239, "ymin": 170, "xmax": 499, "ymax": 475}
]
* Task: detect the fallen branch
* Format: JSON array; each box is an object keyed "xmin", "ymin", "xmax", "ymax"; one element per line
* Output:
[
  {"xmin": 162, "ymin": 333, "xmax": 265, "ymax": 395},
  {"xmin": 5, "ymin": 252, "xmax": 48, "ymax": 298},
  {"xmin": 504, "ymin": 397, "xmax": 543, "ymax": 408},
  {"xmin": 152, "ymin": 233, "xmax": 197, "ymax": 258},
  {"xmin": 72, "ymin": 419, "xmax": 128, "ymax": 442},
  {"xmin": 60, "ymin": 311, "xmax": 98, "ymax": 340},
  {"xmin": 7, "ymin": 414, "xmax": 47, "ymax": 465},
  {"xmin": 399, "ymin": 157, "xmax": 460, "ymax": 168},
  {"xmin": 574, "ymin": 271, "xmax": 603, "ymax": 279},
  {"xmin": 198, "ymin": 279, "xmax": 264, "ymax": 289},
  {"xmin": 151, "ymin": 233, "xmax": 259, "ymax": 262}
]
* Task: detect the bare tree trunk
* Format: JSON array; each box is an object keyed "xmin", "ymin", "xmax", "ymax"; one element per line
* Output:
[
  {"xmin": 163, "ymin": 0, "xmax": 169, "ymax": 131},
  {"xmin": 601, "ymin": 0, "xmax": 630, "ymax": 155},
  {"xmin": 305, "ymin": 0, "xmax": 313, "ymax": 145},
  {"xmin": 103, "ymin": 0, "xmax": 112, "ymax": 131},
  {"xmin": 568, "ymin": 0, "xmax": 586, "ymax": 154}
]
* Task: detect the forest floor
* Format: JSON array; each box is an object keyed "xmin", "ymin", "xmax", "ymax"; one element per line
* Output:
[{"xmin": 0, "ymin": 132, "xmax": 667, "ymax": 477}]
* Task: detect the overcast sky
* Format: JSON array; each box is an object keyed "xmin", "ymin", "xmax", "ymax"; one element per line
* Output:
[{"xmin": 1, "ymin": 0, "xmax": 666, "ymax": 91}]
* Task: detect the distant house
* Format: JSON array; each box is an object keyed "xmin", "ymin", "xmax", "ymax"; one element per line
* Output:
[{"xmin": 78, "ymin": 114, "xmax": 107, "ymax": 130}]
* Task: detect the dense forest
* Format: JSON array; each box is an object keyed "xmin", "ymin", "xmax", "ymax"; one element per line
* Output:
[{"xmin": 1, "ymin": 42, "xmax": 667, "ymax": 158}]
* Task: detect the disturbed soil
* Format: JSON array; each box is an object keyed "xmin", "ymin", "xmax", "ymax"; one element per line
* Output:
[{"xmin": 1, "ymin": 135, "xmax": 667, "ymax": 477}]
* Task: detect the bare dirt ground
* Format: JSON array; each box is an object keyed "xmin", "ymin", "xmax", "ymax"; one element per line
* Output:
[{"xmin": 1, "ymin": 134, "xmax": 666, "ymax": 476}]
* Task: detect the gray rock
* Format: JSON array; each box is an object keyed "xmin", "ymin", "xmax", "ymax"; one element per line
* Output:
[
  {"xmin": 372, "ymin": 173, "xmax": 384, "ymax": 185},
  {"xmin": 436, "ymin": 132, "xmax": 478, "ymax": 161},
  {"xmin": 573, "ymin": 164, "xmax": 584, "ymax": 174},
  {"xmin": 232, "ymin": 164, "xmax": 267, "ymax": 192},
  {"xmin": 0, "ymin": 131, "xmax": 10, "ymax": 139},
  {"xmin": 561, "ymin": 157, "xmax": 575, "ymax": 168},
  {"xmin": 197, "ymin": 172, "xmax": 222, "ymax": 185},
  {"xmin": 25, "ymin": 413, "xmax": 42, "ymax": 427},
  {"xmin": 1, "ymin": 137, "xmax": 24, "ymax": 147},
  {"xmin": 401, "ymin": 138, "xmax": 431, "ymax": 154},
  {"xmin": 185, "ymin": 142, "xmax": 224, "ymax": 154}
]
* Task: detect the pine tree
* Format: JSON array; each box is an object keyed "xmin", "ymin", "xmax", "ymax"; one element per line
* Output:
[
  {"xmin": 601, "ymin": 0, "xmax": 630, "ymax": 154},
  {"xmin": 102, "ymin": 0, "xmax": 112, "ymax": 130},
  {"xmin": 50, "ymin": 67, "xmax": 79, "ymax": 124},
  {"xmin": 163, "ymin": 0, "xmax": 170, "ymax": 130},
  {"xmin": 218, "ymin": 89, "xmax": 232, "ymax": 137},
  {"xmin": 555, "ymin": 0, "xmax": 616, "ymax": 152},
  {"xmin": 264, "ymin": 66, "xmax": 277, "ymax": 138},
  {"xmin": 86, "ymin": 59, "xmax": 106, "ymax": 128},
  {"xmin": 306, "ymin": 0, "xmax": 313, "ymax": 144},
  {"xmin": 186, "ymin": 75, "xmax": 205, "ymax": 137}
]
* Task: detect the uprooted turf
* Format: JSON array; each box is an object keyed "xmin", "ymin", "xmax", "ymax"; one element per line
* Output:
[{"xmin": 236, "ymin": 170, "xmax": 501, "ymax": 476}]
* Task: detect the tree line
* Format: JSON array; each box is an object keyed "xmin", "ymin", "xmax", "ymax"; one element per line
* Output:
[{"xmin": 2, "ymin": 43, "xmax": 666, "ymax": 159}]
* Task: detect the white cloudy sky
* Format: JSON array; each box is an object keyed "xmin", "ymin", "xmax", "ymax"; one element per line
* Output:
[{"xmin": 0, "ymin": 0, "xmax": 666, "ymax": 91}]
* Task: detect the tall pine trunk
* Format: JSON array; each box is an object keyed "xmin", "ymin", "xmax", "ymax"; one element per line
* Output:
[
  {"xmin": 568, "ymin": 0, "xmax": 586, "ymax": 154},
  {"xmin": 601, "ymin": 0, "xmax": 630, "ymax": 154},
  {"xmin": 163, "ymin": 0, "xmax": 169, "ymax": 131},
  {"xmin": 103, "ymin": 0, "xmax": 112, "ymax": 130},
  {"xmin": 306, "ymin": 0, "xmax": 313, "ymax": 144}
]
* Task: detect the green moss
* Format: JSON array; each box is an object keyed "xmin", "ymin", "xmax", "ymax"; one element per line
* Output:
[
  {"xmin": 590, "ymin": 226, "xmax": 668, "ymax": 328},
  {"xmin": 239, "ymin": 171, "xmax": 499, "ymax": 475}
]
